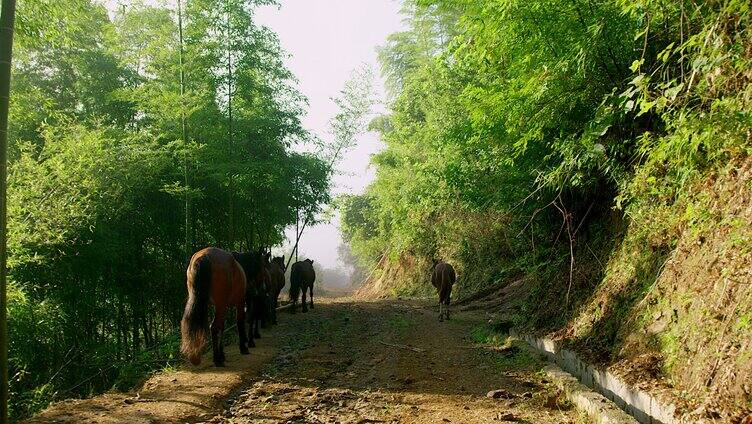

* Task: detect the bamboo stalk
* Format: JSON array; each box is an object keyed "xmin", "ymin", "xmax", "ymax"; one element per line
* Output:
[{"xmin": 0, "ymin": 0, "xmax": 16, "ymax": 419}]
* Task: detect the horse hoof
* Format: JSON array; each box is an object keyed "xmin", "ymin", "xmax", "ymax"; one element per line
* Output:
[
  {"xmin": 214, "ymin": 361, "xmax": 226, "ymax": 367},
  {"xmin": 240, "ymin": 347, "xmax": 249, "ymax": 355}
]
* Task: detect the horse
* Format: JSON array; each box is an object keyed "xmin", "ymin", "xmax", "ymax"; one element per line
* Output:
[
  {"xmin": 431, "ymin": 260, "xmax": 456, "ymax": 321},
  {"xmin": 290, "ymin": 258, "xmax": 316, "ymax": 313},
  {"xmin": 181, "ymin": 247, "xmax": 248, "ymax": 366},
  {"xmin": 233, "ymin": 249, "xmax": 268, "ymax": 346},
  {"xmin": 258, "ymin": 252, "xmax": 274, "ymax": 328},
  {"xmin": 266, "ymin": 255, "xmax": 286, "ymax": 324}
]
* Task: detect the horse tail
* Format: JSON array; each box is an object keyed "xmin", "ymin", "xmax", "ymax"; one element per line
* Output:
[
  {"xmin": 289, "ymin": 269, "xmax": 300, "ymax": 302},
  {"xmin": 181, "ymin": 255, "xmax": 212, "ymax": 365},
  {"xmin": 440, "ymin": 266, "xmax": 451, "ymax": 305}
]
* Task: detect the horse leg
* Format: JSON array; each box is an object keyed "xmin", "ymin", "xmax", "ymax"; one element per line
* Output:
[
  {"xmin": 237, "ymin": 300, "xmax": 249, "ymax": 355},
  {"xmin": 290, "ymin": 286, "xmax": 297, "ymax": 314},
  {"xmin": 254, "ymin": 313, "xmax": 261, "ymax": 339},
  {"xmin": 276, "ymin": 290, "xmax": 281, "ymax": 323},
  {"xmin": 445, "ymin": 297, "xmax": 451, "ymax": 321},
  {"xmin": 309, "ymin": 284, "xmax": 314, "ymax": 310},
  {"xmin": 246, "ymin": 296, "xmax": 255, "ymax": 348},
  {"xmin": 247, "ymin": 321, "xmax": 256, "ymax": 347},
  {"xmin": 272, "ymin": 292, "xmax": 278, "ymax": 325},
  {"xmin": 261, "ymin": 296, "xmax": 269, "ymax": 329},
  {"xmin": 212, "ymin": 308, "xmax": 226, "ymax": 366},
  {"xmin": 438, "ymin": 300, "xmax": 444, "ymax": 322},
  {"xmin": 268, "ymin": 294, "xmax": 273, "ymax": 323},
  {"xmin": 301, "ymin": 287, "xmax": 308, "ymax": 313},
  {"xmin": 211, "ymin": 317, "xmax": 221, "ymax": 363}
]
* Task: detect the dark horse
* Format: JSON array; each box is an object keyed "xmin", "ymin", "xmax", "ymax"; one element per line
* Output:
[
  {"xmin": 266, "ymin": 255, "xmax": 286, "ymax": 324},
  {"xmin": 431, "ymin": 260, "xmax": 456, "ymax": 321},
  {"xmin": 290, "ymin": 258, "xmax": 315, "ymax": 313},
  {"xmin": 233, "ymin": 249, "xmax": 268, "ymax": 346},
  {"xmin": 181, "ymin": 247, "xmax": 248, "ymax": 366}
]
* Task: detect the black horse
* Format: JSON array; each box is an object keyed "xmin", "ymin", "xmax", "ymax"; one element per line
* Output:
[
  {"xmin": 431, "ymin": 260, "xmax": 456, "ymax": 321},
  {"xmin": 232, "ymin": 249, "xmax": 269, "ymax": 346},
  {"xmin": 290, "ymin": 259, "xmax": 315, "ymax": 313},
  {"xmin": 267, "ymin": 256, "xmax": 286, "ymax": 324}
]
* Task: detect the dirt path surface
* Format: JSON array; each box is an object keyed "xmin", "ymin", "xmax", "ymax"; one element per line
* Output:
[
  {"xmin": 29, "ymin": 299, "xmax": 586, "ymax": 423},
  {"xmin": 28, "ymin": 326, "xmax": 279, "ymax": 424}
]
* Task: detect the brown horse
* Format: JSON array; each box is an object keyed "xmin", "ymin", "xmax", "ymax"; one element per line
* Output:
[
  {"xmin": 431, "ymin": 260, "xmax": 456, "ymax": 321},
  {"xmin": 290, "ymin": 259, "xmax": 315, "ymax": 313},
  {"xmin": 266, "ymin": 255, "xmax": 286, "ymax": 324},
  {"xmin": 181, "ymin": 247, "xmax": 248, "ymax": 366},
  {"xmin": 233, "ymin": 249, "xmax": 268, "ymax": 345}
]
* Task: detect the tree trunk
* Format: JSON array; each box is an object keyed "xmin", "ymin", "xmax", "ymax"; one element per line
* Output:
[
  {"xmin": 226, "ymin": 4, "xmax": 234, "ymax": 250},
  {"xmin": 0, "ymin": 1, "xmax": 17, "ymax": 418},
  {"xmin": 178, "ymin": 0, "xmax": 192, "ymax": 261}
]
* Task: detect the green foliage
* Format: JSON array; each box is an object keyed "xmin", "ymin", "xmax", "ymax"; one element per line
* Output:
[
  {"xmin": 342, "ymin": 0, "xmax": 750, "ymax": 416},
  {"xmin": 469, "ymin": 326, "xmax": 541, "ymax": 371},
  {"xmin": 7, "ymin": 0, "xmax": 331, "ymax": 419},
  {"xmin": 342, "ymin": 0, "xmax": 750, "ymax": 301}
]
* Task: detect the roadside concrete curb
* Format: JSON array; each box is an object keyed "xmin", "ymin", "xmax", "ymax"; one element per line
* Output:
[
  {"xmin": 544, "ymin": 364, "xmax": 638, "ymax": 424},
  {"xmin": 510, "ymin": 329, "xmax": 677, "ymax": 424}
]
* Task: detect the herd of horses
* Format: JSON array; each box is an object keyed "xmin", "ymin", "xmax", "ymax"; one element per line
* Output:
[
  {"xmin": 179, "ymin": 245, "xmax": 456, "ymax": 366},
  {"xmin": 180, "ymin": 247, "xmax": 316, "ymax": 366}
]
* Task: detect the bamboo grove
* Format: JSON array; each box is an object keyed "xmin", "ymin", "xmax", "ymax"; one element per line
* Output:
[{"xmin": 7, "ymin": 0, "xmax": 331, "ymax": 418}]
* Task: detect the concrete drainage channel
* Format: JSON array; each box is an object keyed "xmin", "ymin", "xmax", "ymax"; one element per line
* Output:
[{"xmin": 510, "ymin": 329, "xmax": 677, "ymax": 424}]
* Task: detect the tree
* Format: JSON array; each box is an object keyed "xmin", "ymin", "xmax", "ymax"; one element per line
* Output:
[
  {"xmin": 5, "ymin": 0, "xmax": 333, "ymax": 418},
  {"xmin": 1, "ymin": 0, "xmax": 18, "ymax": 419}
]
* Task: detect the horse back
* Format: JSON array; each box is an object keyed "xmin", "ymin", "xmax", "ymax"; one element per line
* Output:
[
  {"xmin": 291, "ymin": 260, "xmax": 315, "ymax": 288},
  {"xmin": 191, "ymin": 247, "xmax": 245, "ymax": 305},
  {"xmin": 432, "ymin": 262, "xmax": 456, "ymax": 289}
]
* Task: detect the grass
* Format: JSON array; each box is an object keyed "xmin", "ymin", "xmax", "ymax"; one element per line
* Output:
[
  {"xmin": 387, "ymin": 314, "xmax": 413, "ymax": 336},
  {"xmin": 469, "ymin": 324, "xmax": 542, "ymax": 372}
]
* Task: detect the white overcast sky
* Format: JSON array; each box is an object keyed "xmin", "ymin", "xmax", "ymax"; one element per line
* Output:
[
  {"xmin": 105, "ymin": 1, "xmax": 404, "ymax": 272},
  {"xmin": 255, "ymin": 1, "xmax": 404, "ymax": 272}
]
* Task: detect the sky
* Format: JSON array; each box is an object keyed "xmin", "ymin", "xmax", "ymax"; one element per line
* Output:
[{"xmin": 254, "ymin": 1, "xmax": 405, "ymax": 273}]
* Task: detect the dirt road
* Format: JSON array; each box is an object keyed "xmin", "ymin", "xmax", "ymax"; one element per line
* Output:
[{"xmin": 30, "ymin": 299, "xmax": 585, "ymax": 423}]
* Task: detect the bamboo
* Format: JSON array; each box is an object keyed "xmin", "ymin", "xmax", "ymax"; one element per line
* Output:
[
  {"xmin": 0, "ymin": 0, "xmax": 16, "ymax": 419},
  {"xmin": 226, "ymin": 2, "xmax": 234, "ymax": 249},
  {"xmin": 178, "ymin": 0, "xmax": 191, "ymax": 261}
]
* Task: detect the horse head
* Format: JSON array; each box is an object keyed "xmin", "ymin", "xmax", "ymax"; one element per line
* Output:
[{"xmin": 272, "ymin": 255, "xmax": 286, "ymax": 272}]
